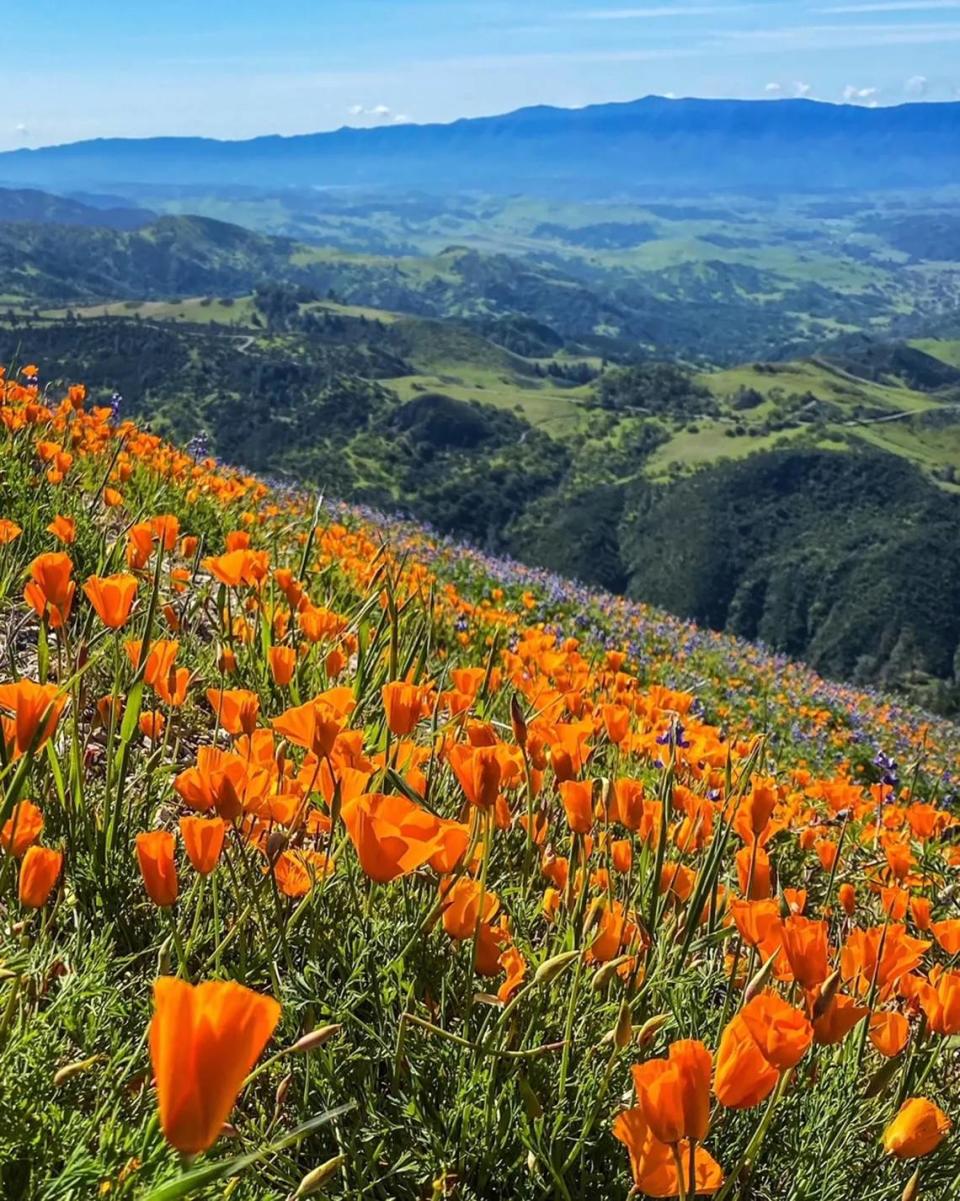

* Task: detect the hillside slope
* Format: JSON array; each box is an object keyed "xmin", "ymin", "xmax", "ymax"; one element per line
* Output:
[{"xmin": 1, "ymin": 364, "xmax": 959, "ymax": 1199}]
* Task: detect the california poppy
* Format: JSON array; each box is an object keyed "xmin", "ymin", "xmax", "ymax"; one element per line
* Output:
[
  {"xmin": 18, "ymin": 845, "xmax": 63, "ymax": 908},
  {"xmin": 882, "ymin": 1098, "xmax": 951, "ymax": 1158},
  {"xmin": 149, "ymin": 976, "xmax": 281, "ymax": 1155},
  {"xmin": 447, "ymin": 742, "xmax": 502, "ymax": 809},
  {"xmin": 179, "ymin": 816, "xmax": 226, "ymax": 876},
  {"xmin": 918, "ymin": 970, "xmax": 960, "ymax": 1036},
  {"xmin": 1, "ymin": 799, "xmax": 44, "ymax": 857},
  {"xmin": 739, "ymin": 991, "xmax": 813, "ymax": 1070},
  {"xmin": 631, "ymin": 1039, "xmax": 712, "ymax": 1146},
  {"xmin": 136, "ymin": 831, "xmax": 178, "ymax": 906},
  {"xmin": 268, "ymin": 646, "xmax": 297, "ymax": 687},
  {"xmin": 83, "ymin": 573, "xmax": 138, "ymax": 629},
  {"xmin": 46, "ymin": 514, "xmax": 76, "ymax": 544},
  {"xmin": 271, "ymin": 698, "xmax": 342, "ymax": 759},
  {"xmin": 341, "ymin": 792, "xmax": 444, "ymax": 883},
  {"xmin": 382, "ymin": 681, "xmax": 430, "ymax": 737},
  {"xmin": 0, "ymin": 679, "xmax": 67, "ymax": 756},
  {"xmin": 713, "ymin": 1012, "xmax": 779, "ymax": 1109},
  {"xmin": 780, "ymin": 916, "xmax": 830, "ymax": 990},
  {"xmin": 613, "ymin": 1106, "xmax": 724, "ymax": 1197},
  {"xmin": 24, "ymin": 552, "xmax": 75, "ymax": 628},
  {"xmin": 559, "ymin": 779, "xmax": 594, "ymax": 835},
  {"xmin": 207, "ymin": 688, "xmax": 260, "ymax": 737}
]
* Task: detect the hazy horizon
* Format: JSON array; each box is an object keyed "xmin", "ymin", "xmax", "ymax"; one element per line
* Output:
[{"xmin": 6, "ymin": 0, "xmax": 960, "ymax": 152}]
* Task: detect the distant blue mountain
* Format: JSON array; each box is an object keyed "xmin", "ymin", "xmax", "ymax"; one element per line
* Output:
[{"xmin": 0, "ymin": 97, "xmax": 958, "ymax": 197}]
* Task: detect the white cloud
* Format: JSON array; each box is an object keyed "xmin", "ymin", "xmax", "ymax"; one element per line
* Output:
[
  {"xmin": 842, "ymin": 84, "xmax": 879, "ymax": 100},
  {"xmin": 819, "ymin": 1, "xmax": 960, "ymax": 11},
  {"xmin": 569, "ymin": 5, "xmax": 755, "ymax": 17},
  {"xmin": 347, "ymin": 103, "xmax": 399, "ymax": 123},
  {"xmin": 14, "ymin": 122, "xmax": 28, "ymax": 134},
  {"xmin": 765, "ymin": 82, "xmax": 782, "ymax": 93},
  {"xmin": 905, "ymin": 74, "xmax": 928, "ymax": 95},
  {"xmin": 392, "ymin": 113, "xmax": 410, "ymax": 123},
  {"xmin": 794, "ymin": 81, "xmax": 813, "ymax": 97}
]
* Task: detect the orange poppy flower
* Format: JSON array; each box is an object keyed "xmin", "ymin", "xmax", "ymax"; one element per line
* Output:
[
  {"xmin": 381, "ymin": 681, "xmax": 430, "ymax": 737},
  {"xmin": 918, "ymin": 970, "xmax": 960, "ymax": 1036},
  {"xmin": 173, "ymin": 746, "xmax": 247, "ymax": 818},
  {"xmin": 780, "ymin": 916, "xmax": 830, "ymax": 990},
  {"xmin": 46, "ymin": 514, "xmax": 76, "ymax": 544},
  {"xmin": 613, "ymin": 1107, "xmax": 724, "ymax": 1197},
  {"xmin": 18, "ymin": 845, "xmax": 63, "ymax": 908},
  {"xmin": 179, "ymin": 816, "xmax": 226, "ymax": 876},
  {"xmin": 869, "ymin": 1010, "xmax": 910, "ymax": 1057},
  {"xmin": 0, "ymin": 518, "xmax": 22, "ymax": 544},
  {"xmin": 83, "ymin": 573, "xmax": 137, "ymax": 629},
  {"xmin": 631, "ymin": 1039, "xmax": 712, "ymax": 1145},
  {"xmin": 202, "ymin": 549, "xmax": 250, "ymax": 588},
  {"xmin": 136, "ymin": 831, "xmax": 178, "ymax": 906},
  {"xmin": 841, "ymin": 926, "xmax": 930, "ymax": 999},
  {"xmin": 1, "ymin": 799, "xmax": 44, "ymax": 857},
  {"xmin": 559, "ymin": 779, "xmax": 594, "ymax": 835},
  {"xmin": 440, "ymin": 877, "xmax": 500, "ymax": 940},
  {"xmin": 139, "ymin": 712, "xmax": 166, "ymax": 741},
  {"xmin": 0, "ymin": 679, "xmax": 67, "ymax": 756},
  {"xmin": 931, "ymin": 920, "xmax": 960, "ymax": 956},
  {"xmin": 713, "ymin": 1012, "xmax": 779, "ymax": 1109},
  {"xmin": 207, "ymin": 688, "xmax": 260, "ymax": 737},
  {"xmin": 24, "ymin": 552, "xmax": 75, "ymax": 628},
  {"xmin": 735, "ymin": 844, "xmax": 772, "ymax": 900},
  {"xmin": 811, "ymin": 992, "xmax": 868, "ymax": 1046},
  {"xmin": 149, "ymin": 976, "xmax": 281, "ymax": 1155},
  {"xmin": 428, "ymin": 817, "xmax": 471, "ymax": 874},
  {"xmin": 613, "ymin": 778, "xmax": 645, "ymax": 831},
  {"xmin": 341, "ymin": 792, "xmax": 444, "ymax": 883},
  {"xmin": 739, "ymin": 991, "xmax": 813, "ymax": 1070},
  {"xmin": 447, "ymin": 742, "xmax": 502, "ymax": 809},
  {"xmin": 268, "ymin": 646, "xmax": 297, "ymax": 687},
  {"xmin": 882, "ymin": 1098, "xmax": 951, "ymax": 1159},
  {"xmin": 271, "ymin": 698, "xmax": 343, "ymax": 758},
  {"xmin": 498, "ymin": 944, "xmax": 527, "ymax": 1003}
]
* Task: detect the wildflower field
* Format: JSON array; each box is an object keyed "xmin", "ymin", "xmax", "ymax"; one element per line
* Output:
[{"xmin": 2, "ymin": 365, "xmax": 960, "ymax": 1201}]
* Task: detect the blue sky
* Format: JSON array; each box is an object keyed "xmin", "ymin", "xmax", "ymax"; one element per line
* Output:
[{"xmin": 6, "ymin": 0, "xmax": 960, "ymax": 149}]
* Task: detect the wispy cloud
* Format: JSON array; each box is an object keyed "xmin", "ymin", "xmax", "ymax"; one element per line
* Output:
[
  {"xmin": 818, "ymin": 1, "xmax": 960, "ymax": 11},
  {"xmin": 717, "ymin": 20, "xmax": 960, "ymax": 47},
  {"xmin": 567, "ymin": 4, "xmax": 755, "ymax": 17}
]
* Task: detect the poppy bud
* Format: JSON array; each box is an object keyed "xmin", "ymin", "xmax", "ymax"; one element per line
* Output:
[
  {"xmin": 592, "ymin": 955, "xmax": 632, "ymax": 991},
  {"xmin": 635, "ymin": 1013, "xmax": 671, "ymax": 1048},
  {"xmin": 614, "ymin": 999, "xmax": 633, "ymax": 1049},
  {"xmin": 902, "ymin": 1167, "xmax": 921, "ymax": 1201},
  {"xmin": 534, "ymin": 950, "xmax": 581, "ymax": 987},
  {"xmin": 744, "ymin": 948, "xmax": 779, "ymax": 1003},
  {"xmin": 289, "ymin": 1024, "xmax": 342, "ymax": 1054},
  {"xmin": 812, "ymin": 969, "xmax": 842, "ymax": 1022},
  {"xmin": 275, "ymin": 1072, "xmax": 292, "ymax": 1112},
  {"xmin": 293, "ymin": 1156, "xmax": 346, "ymax": 1197},
  {"xmin": 266, "ymin": 829, "xmax": 288, "ymax": 864},
  {"xmin": 510, "ymin": 695, "xmax": 527, "ymax": 749}
]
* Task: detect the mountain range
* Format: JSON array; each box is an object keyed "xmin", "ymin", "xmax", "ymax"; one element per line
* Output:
[{"xmin": 2, "ymin": 97, "xmax": 959, "ymax": 197}]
